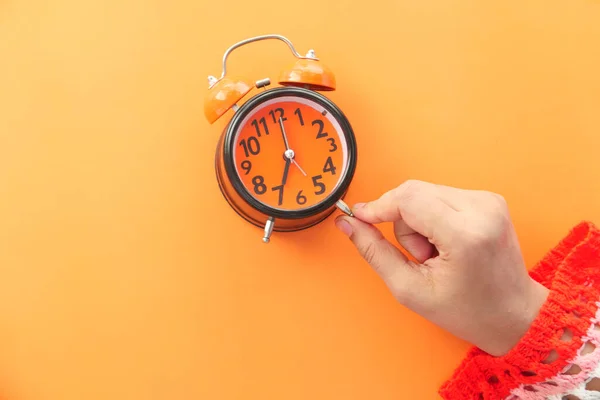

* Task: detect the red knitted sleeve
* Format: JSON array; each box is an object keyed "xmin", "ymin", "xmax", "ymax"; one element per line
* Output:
[{"xmin": 439, "ymin": 221, "xmax": 600, "ymax": 400}]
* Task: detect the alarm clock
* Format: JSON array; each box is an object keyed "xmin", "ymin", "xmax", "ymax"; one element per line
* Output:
[{"xmin": 204, "ymin": 35, "xmax": 357, "ymax": 243}]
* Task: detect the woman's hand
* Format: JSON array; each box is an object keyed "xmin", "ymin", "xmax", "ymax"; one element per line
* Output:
[{"xmin": 335, "ymin": 180, "xmax": 549, "ymax": 356}]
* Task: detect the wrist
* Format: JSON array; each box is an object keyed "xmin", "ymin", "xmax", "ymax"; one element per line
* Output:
[
  {"xmin": 484, "ymin": 278, "xmax": 550, "ymax": 356},
  {"xmin": 505, "ymin": 278, "xmax": 550, "ymax": 354}
]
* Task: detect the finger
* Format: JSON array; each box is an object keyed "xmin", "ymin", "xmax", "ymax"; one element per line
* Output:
[
  {"xmin": 335, "ymin": 216, "xmax": 426, "ymax": 301},
  {"xmin": 393, "ymin": 220, "xmax": 437, "ymax": 263},
  {"xmin": 352, "ymin": 180, "xmax": 459, "ymax": 243},
  {"xmin": 431, "ymin": 183, "xmax": 472, "ymax": 211}
]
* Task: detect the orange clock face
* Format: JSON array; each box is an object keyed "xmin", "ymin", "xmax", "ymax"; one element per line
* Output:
[{"xmin": 231, "ymin": 94, "xmax": 351, "ymax": 213}]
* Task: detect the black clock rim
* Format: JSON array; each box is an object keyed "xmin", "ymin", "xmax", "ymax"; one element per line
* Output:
[{"xmin": 223, "ymin": 86, "xmax": 358, "ymax": 220}]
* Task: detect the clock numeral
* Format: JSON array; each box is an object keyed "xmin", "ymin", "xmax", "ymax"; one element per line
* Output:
[
  {"xmin": 312, "ymin": 119, "xmax": 328, "ymax": 139},
  {"xmin": 250, "ymin": 117, "xmax": 269, "ymax": 137},
  {"xmin": 252, "ymin": 175, "xmax": 267, "ymax": 195},
  {"xmin": 296, "ymin": 190, "xmax": 307, "ymax": 205},
  {"xmin": 311, "ymin": 175, "xmax": 326, "ymax": 195},
  {"xmin": 326, "ymin": 138, "xmax": 338, "ymax": 152},
  {"xmin": 271, "ymin": 185, "xmax": 284, "ymax": 206},
  {"xmin": 240, "ymin": 160, "xmax": 252, "ymax": 175},
  {"xmin": 323, "ymin": 156, "xmax": 337, "ymax": 175},
  {"xmin": 239, "ymin": 136, "xmax": 261, "ymax": 157},
  {"xmin": 294, "ymin": 108, "xmax": 305, "ymax": 126},
  {"xmin": 269, "ymin": 108, "xmax": 286, "ymax": 124}
]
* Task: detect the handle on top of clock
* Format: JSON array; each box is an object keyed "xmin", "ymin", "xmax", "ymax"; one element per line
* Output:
[
  {"xmin": 215, "ymin": 34, "xmax": 318, "ymax": 82},
  {"xmin": 204, "ymin": 34, "xmax": 336, "ymax": 124}
]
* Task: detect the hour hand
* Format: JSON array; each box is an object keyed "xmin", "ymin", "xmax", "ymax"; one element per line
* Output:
[{"xmin": 281, "ymin": 157, "xmax": 291, "ymax": 186}]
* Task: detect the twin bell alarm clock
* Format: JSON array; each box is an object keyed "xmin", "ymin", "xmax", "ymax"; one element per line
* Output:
[{"xmin": 204, "ymin": 35, "xmax": 358, "ymax": 243}]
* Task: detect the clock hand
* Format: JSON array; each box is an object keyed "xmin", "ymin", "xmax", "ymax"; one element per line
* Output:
[
  {"xmin": 281, "ymin": 157, "xmax": 291, "ymax": 185},
  {"xmin": 283, "ymin": 148, "xmax": 308, "ymax": 177},
  {"xmin": 283, "ymin": 149, "xmax": 306, "ymax": 176},
  {"xmin": 290, "ymin": 158, "xmax": 307, "ymax": 176},
  {"xmin": 279, "ymin": 117, "xmax": 290, "ymax": 150},
  {"xmin": 278, "ymin": 118, "xmax": 306, "ymax": 178}
]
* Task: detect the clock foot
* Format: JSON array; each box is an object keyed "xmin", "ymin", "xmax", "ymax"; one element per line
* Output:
[{"xmin": 262, "ymin": 217, "xmax": 275, "ymax": 243}]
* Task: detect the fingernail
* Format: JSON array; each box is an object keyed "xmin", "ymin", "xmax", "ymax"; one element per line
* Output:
[{"xmin": 335, "ymin": 218, "xmax": 353, "ymax": 237}]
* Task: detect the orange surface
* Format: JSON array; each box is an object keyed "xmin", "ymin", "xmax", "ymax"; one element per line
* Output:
[
  {"xmin": 1, "ymin": 1, "xmax": 599, "ymax": 399},
  {"xmin": 234, "ymin": 100, "xmax": 346, "ymax": 210}
]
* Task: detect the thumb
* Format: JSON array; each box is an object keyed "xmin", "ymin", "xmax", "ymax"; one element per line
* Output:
[{"xmin": 335, "ymin": 216, "xmax": 426, "ymax": 301}]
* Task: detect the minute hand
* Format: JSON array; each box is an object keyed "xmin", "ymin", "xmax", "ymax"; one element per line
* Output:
[{"xmin": 279, "ymin": 117, "xmax": 290, "ymax": 150}]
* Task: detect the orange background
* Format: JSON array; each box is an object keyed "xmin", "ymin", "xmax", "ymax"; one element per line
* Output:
[{"xmin": 1, "ymin": 0, "xmax": 599, "ymax": 399}]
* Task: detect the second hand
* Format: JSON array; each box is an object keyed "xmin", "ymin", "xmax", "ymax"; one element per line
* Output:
[{"xmin": 291, "ymin": 158, "xmax": 307, "ymax": 176}]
